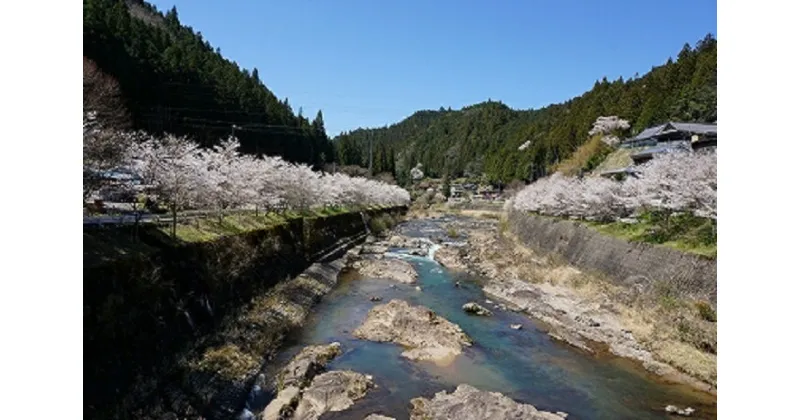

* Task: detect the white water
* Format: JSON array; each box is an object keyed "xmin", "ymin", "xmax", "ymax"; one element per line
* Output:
[{"xmin": 427, "ymin": 243, "xmax": 441, "ymax": 261}]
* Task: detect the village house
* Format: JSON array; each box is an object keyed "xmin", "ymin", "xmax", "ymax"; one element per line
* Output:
[
  {"xmin": 621, "ymin": 121, "xmax": 716, "ymax": 164},
  {"xmin": 599, "ymin": 121, "xmax": 717, "ymax": 178}
]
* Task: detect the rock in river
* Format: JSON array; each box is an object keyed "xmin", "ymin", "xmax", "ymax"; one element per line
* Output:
[
  {"xmin": 363, "ymin": 415, "xmax": 396, "ymax": 420},
  {"xmin": 353, "ymin": 258, "xmax": 418, "ymax": 284},
  {"xmin": 291, "ymin": 370, "xmax": 374, "ymax": 420},
  {"xmin": 276, "ymin": 342, "xmax": 342, "ymax": 390},
  {"xmin": 261, "ymin": 386, "xmax": 301, "ymax": 420},
  {"xmin": 409, "ymin": 384, "xmax": 568, "ymax": 420},
  {"xmin": 462, "ymin": 302, "xmax": 492, "ymax": 316},
  {"xmin": 433, "ymin": 246, "xmax": 469, "ymax": 271},
  {"xmin": 360, "ymin": 244, "xmax": 389, "ymax": 255},
  {"xmin": 353, "ymin": 299, "xmax": 472, "ymax": 365},
  {"xmin": 665, "ymin": 405, "xmax": 695, "ymax": 416}
]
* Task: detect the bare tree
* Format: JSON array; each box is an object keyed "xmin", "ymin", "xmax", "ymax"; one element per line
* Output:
[
  {"xmin": 83, "ymin": 57, "xmax": 130, "ymax": 130},
  {"xmin": 83, "ymin": 112, "xmax": 139, "ymax": 203}
]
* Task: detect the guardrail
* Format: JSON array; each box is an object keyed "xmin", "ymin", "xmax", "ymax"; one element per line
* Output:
[{"xmin": 82, "ymin": 206, "xmax": 402, "ymax": 227}]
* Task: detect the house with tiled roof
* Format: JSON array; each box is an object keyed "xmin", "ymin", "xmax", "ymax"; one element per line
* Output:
[
  {"xmin": 597, "ymin": 121, "xmax": 717, "ymax": 178},
  {"xmin": 620, "ymin": 121, "xmax": 716, "ymax": 165}
]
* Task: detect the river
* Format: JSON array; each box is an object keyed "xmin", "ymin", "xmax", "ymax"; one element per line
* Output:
[{"xmin": 257, "ymin": 216, "xmax": 717, "ymax": 419}]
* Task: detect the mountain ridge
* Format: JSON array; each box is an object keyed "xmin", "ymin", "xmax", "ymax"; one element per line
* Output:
[{"xmin": 333, "ymin": 34, "xmax": 717, "ymax": 185}]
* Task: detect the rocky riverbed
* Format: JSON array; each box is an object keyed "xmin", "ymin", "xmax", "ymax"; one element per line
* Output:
[
  {"xmin": 251, "ymin": 213, "xmax": 716, "ymax": 419},
  {"xmin": 262, "ymin": 342, "xmax": 375, "ymax": 420},
  {"xmin": 262, "ymin": 343, "xmax": 564, "ymax": 420},
  {"xmin": 430, "ymin": 213, "xmax": 717, "ymax": 393},
  {"xmin": 410, "ymin": 384, "xmax": 568, "ymax": 420},
  {"xmin": 353, "ymin": 299, "xmax": 472, "ymax": 365},
  {"xmin": 352, "ymin": 258, "xmax": 419, "ymax": 284}
]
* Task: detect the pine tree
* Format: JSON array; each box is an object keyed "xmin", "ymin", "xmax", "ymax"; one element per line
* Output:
[{"xmin": 83, "ymin": 0, "xmax": 335, "ymax": 166}]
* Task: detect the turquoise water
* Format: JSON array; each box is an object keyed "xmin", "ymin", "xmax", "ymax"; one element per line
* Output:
[{"xmin": 262, "ymin": 219, "xmax": 717, "ymax": 419}]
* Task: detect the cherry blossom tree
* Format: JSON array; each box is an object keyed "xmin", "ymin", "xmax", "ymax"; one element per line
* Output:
[
  {"xmin": 199, "ymin": 137, "xmax": 260, "ymax": 221},
  {"xmin": 85, "ymin": 117, "xmax": 411, "ymax": 228},
  {"xmin": 512, "ymin": 150, "xmax": 716, "ymax": 223},
  {"xmin": 410, "ymin": 163, "xmax": 424, "ymax": 181},
  {"xmin": 254, "ymin": 156, "xmax": 289, "ymax": 214},
  {"xmin": 588, "ymin": 116, "xmax": 631, "ymax": 147},
  {"xmin": 633, "ymin": 150, "xmax": 717, "ymax": 220},
  {"xmin": 130, "ymin": 134, "xmax": 207, "ymax": 238}
]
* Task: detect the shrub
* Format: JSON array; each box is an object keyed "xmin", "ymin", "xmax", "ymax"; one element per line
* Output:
[{"xmin": 695, "ymin": 301, "xmax": 716, "ymax": 322}]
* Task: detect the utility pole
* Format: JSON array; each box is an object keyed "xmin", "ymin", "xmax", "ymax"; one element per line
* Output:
[
  {"xmin": 368, "ymin": 132, "xmax": 373, "ymax": 176},
  {"xmin": 529, "ymin": 162, "xmax": 534, "ymax": 183}
]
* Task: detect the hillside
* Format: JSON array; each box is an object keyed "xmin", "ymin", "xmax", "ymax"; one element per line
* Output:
[
  {"xmin": 334, "ymin": 35, "xmax": 717, "ymax": 185},
  {"xmin": 83, "ymin": 0, "xmax": 334, "ymax": 167}
]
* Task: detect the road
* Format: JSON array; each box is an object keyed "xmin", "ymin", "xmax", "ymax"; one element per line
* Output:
[{"xmin": 83, "ymin": 213, "xmax": 163, "ymax": 226}]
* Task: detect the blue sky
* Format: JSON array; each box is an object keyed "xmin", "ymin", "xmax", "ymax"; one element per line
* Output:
[{"xmin": 149, "ymin": 0, "xmax": 717, "ymax": 136}]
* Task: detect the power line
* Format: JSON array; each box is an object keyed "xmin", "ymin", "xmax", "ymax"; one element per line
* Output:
[
  {"xmin": 136, "ymin": 113, "xmax": 308, "ymax": 132},
  {"xmin": 166, "ymin": 122, "xmax": 308, "ymax": 134}
]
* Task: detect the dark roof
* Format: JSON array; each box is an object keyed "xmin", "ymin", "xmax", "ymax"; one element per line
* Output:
[
  {"xmin": 632, "ymin": 124, "xmax": 668, "ymax": 141},
  {"xmin": 628, "ymin": 121, "xmax": 716, "ymax": 142},
  {"xmin": 670, "ymin": 122, "xmax": 717, "ymax": 135}
]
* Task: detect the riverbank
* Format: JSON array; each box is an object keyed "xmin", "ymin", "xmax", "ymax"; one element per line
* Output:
[
  {"xmin": 432, "ymin": 212, "xmax": 717, "ymax": 393},
  {"xmin": 251, "ymin": 215, "xmax": 716, "ymax": 419},
  {"xmin": 84, "ymin": 207, "xmax": 406, "ymax": 419}
]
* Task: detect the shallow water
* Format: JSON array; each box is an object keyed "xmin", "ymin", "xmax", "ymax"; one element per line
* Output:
[{"xmin": 260, "ymin": 217, "xmax": 717, "ymax": 419}]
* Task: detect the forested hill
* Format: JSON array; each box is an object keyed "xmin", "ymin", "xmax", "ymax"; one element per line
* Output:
[
  {"xmin": 334, "ymin": 35, "xmax": 717, "ymax": 185},
  {"xmin": 83, "ymin": 0, "xmax": 334, "ymax": 168}
]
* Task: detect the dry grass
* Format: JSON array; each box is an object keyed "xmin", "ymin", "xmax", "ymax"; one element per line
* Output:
[
  {"xmin": 193, "ymin": 344, "xmax": 260, "ymax": 381},
  {"xmin": 590, "ymin": 146, "xmax": 648, "ymax": 175},
  {"xmin": 164, "ymin": 212, "xmax": 293, "ymax": 242},
  {"xmin": 652, "ymin": 341, "xmax": 717, "ymax": 386},
  {"xmin": 458, "ymin": 209, "xmax": 502, "ymax": 219},
  {"xmin": 553, "ymin": 135, "xmax": 613, "ymax": 176}
]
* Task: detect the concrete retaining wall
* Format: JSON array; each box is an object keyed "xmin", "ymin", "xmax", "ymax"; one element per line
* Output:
[{"xmin": 507, "ymin": 211, "xmax": 716, "ymax": 303}]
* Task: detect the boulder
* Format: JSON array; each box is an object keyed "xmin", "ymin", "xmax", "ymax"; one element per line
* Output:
[
  {"xmin": 353, "ymin": 258, "xmax": 418, "ymax": 284},
  {"xmin": 364, "ymin": 415, "xmax": 396, "ymax": 420},
  {"xmin": 666, "ymin": 405, "xmax": 695, "ymax": 416},
  {"xmin": 261, "ymin": 386, "xmax": 300, "ymax": 420},
  {"xmin": 386, "ymin": 235, "xmax": 429, "ymax": 250},
  {"xmin": 276, "ymin": 343, "xmax": 342, "ymax": 390},
  {"xmin": 361, "ymin": 245, "xmax": 389, "ymax": 255},
  {"xmin": 510, "ymin": 324, "xmax": 522, "ymax": 330},
  {"xmin": 291, "ymin": 371, "xmax": 374, "ymax": 420},
  {"xmin": 409, "ymin": 384, "xmax": 567, "ymax": 420},
  {"xmin": 433, "ymin": 247, "xmax": 469, "ymax": 271},
  {"xmin": 353, "ymin": 299, "xmax": 472, "ymax": 365},
  {"xmin": 462, "ymin": 302, "xmax": 492, "ymax": 316}
]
